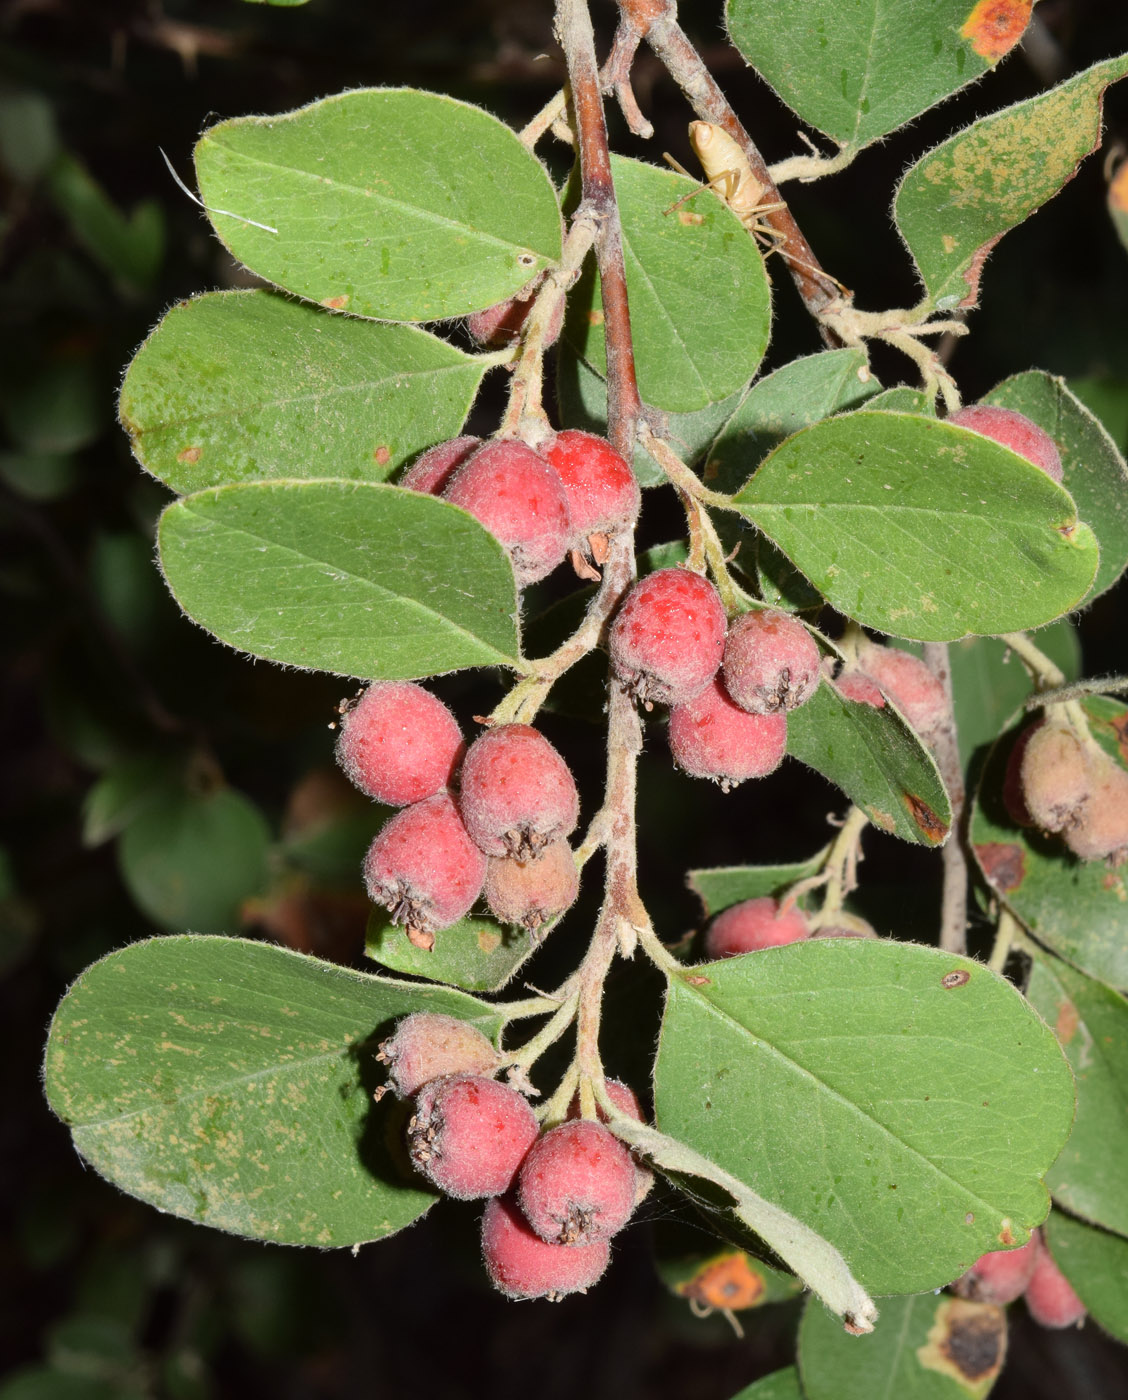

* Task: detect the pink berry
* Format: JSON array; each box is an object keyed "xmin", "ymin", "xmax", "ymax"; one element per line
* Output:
[
  {"xmin": 608, "ymin": 569, "xmax": 727, "ymax": 708},
  {"xmin": 400, "ymin": 435, "xmax": 481, "ymax": 495},
  {"xmin": 459, "ymin": 724, "xmax": 579, "ymax": 859},
  {"xmin": 518, "ymin": 1120, "xmax": 637, "ymax": 1246},
  {"xmin": 467, "ymin": 290, "xmax": 563, "ymax": 350},
  {"xmin": 378, "ymin": 1013, "xmax": 499, "ymax": 1099},
  {"xmin": 1062, "ymin": 752, "xmax": 1128, "ymax": 864},
  {"xmin": 668, "ymin": 676, "xmax": 788, "ymax": 789},
  {"xmin": 952, "ymin": 1234, "xmax": 1040, "ymax": 1305},
  {"xmin": 1024, "ymin": 1236, "xmax": 1087, "ymax": 1328},
  {"xmin": 541, "ymin": 430, "xmax": 641, "ymax": 552},
  {"xmin": 704, "ymin": 896, "xmax": 809, "ymax": 957},
  {"xmin": 567, "ymin": 1079, "xmax": 654, "ymax": 1206},
  {"xmin": 833, "ymin": 671, "xmax": 886, "ymax": 709},
  {"xmin": 949, "ymin": 405, "xmax": 1064, "ymax": 484},
  {"xmin": 1020, "ymin": 724, "xmax": 1092, "ymax": 834},
  {"xmin": 363, "ymin": 792, "xmax": 486, "ymax": 950},
  {"xmin": 722, "ymin": 608, "xmax": 821, "ymax": 715},
  {"xmin": 335, "ymin": 681, "xmax": 465, "ymax": 807},
  {"xmin": 443, "ymin": 439, "xmax": 571, "ymax": 586},
  {"xmin": 857, "ymin": 643, "xmax": 948, "ymax": 740},
  {"xmin": 481, "ymin": 1194, "xmax": 610, "ymax": 1300},
  {"xmin": 408, "ymin": 1073, "xmax": 538, "ymax": 1200},
  {"xmin": 484, "ymin": 839, "xmax": 579, "ymax": 930}
]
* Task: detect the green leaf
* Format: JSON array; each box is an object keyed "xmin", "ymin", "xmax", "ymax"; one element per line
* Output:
[
  {"xmin": 43, "ymin": 936, "xmax": 503, "ymax": 1245},
  {"xmin": 654, "ymin": 940, "xmax": 1073, "ymax": 1294},
  {"xmin": 688, "ymin": 856, "xmax": 826, "ymax": 917},
  {"xmin": 1044, "ymin": 1210, "xmax": 1128, "ymax": 1344},
  {"xmin": 895, "ymin": 53, "xmax": 1128, "ymax": 311},
  {"xmin": 730, "ymin": 412, "xmax": 1099, "ymax": 640},
  {"xmin": 970, "ymin": 698, "xmax": 1128, "ymax": 987},
  {"xmin": 157, "ymin": 481, "xmax": 520, "ymax": 679},
  {"xmin": 865, "ymin": 387, "xmax": 935, "ymax": 415},
  {"xmin": 728, "ymin": 1370, "xmax": 803, "ymax": 1400},
  {"xmin": 726, "ymin": 0, "xmax": 1033, "ymax": 151},
  {"xmin": 1025, "ymin": 950, "xmax": 1128, "ymax": 1238},
  {"xmin": 82, "ymin": 755, "xmax": 183, "ymax": 847},
  {"xmin": 799, "ymin": 1291, "xmax": 1007, "ymax": 1400},
  {"xmin": 564, "ymin": 156, "xmax": 771, "ymax": 413},
  {"xmin": 365, "ymin": 910, "xmax": 539, "ymax": 994},
  {"xmin": 194, "ymin": 89, "xmax": 562, "ymax": 322},
  {"xmin": 48, "ymin": 153, "xmax": 164, "ymax": 290},
  {"xmin": 980, "ymin": 371, "xmax": 1128, "ymax": 603},
  {"xmin": 117, "ymin": 787, "xmax": 270, "ymax": 933},
  {"xmin": 120, "ymin": 291, "xmax": 490, "ymax": 492}
]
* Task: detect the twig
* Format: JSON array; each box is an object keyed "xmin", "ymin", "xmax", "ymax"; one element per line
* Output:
[{"xmin": 923, "ymin": 642, "xmax": 968, "ymax": 954}]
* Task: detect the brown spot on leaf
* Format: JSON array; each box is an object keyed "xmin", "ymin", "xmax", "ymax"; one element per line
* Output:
[
  {"xmin": 868, "ymin": 807, "xmax": 896, "ymax": 833},
  {"xmin": 960, "ymin": 0, "xmax": 1032, "ymax": 62},
  {"xmin": 1107, "ymin": 711, "xmax": 1128, "ymax": 762},
  {"xmin": 676, "ymin": 1253, "xmax": 766, "ymax": 1311},
  {"xmin": 1055, "ymin": 997, "xmax": 1079, "ymax": 1045},
  {"xmin": 477, "ymin": 927, "xmax": 501, "ymax": 954},
  {"xmin": 373, "ymin": 445, "xmax": 391, "ymax": 466},
  {"xmin": 997, "ymin": 1221, "xmax": 1016, "ymax": 1246},
  {"xmin": 975, "ymin": 841, "xmax": 1025, "ymax": 893},
  {"xmin": 321, "ymin": 294, "xmax": 350, "ymax": 310},
  {"xmin": 918, "ymin": 1297, "xmax": 1006, "ymax": 1395},
  {"xmin": 677, "ymin": 210, "xmax": 705, "ymax": 226},
  {"xmin": 587, "ymin": 309, "xmax": 605, "ymax": 327},
  {"xmin": 684, "ymin": 974, "xmax": 712, "ymax": 986},
  {"xmin": 177, "ymin": 446, "xmax": 202, "ymax": 464},
  {"xmin": 959, "ymin": 233, "xmax": 1003, "ymax": 309},
  {"xmin": 905, "ymin": 793, "xmax": 948, "ymax": 844},
  {"xmin": 942, "ymin": 969, "xmax": 971, "ymax": 989}
]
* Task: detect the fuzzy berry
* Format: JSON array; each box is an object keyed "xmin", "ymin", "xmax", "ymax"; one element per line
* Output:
[
  {"xmin": 833, "ymin": 671, "xmax": 886, "ymax": 709},
  {"xmin": 541, "ymin": 430, "xmax": 641, "ymax": 554},
  {"xmin": 400, "ymin": 436, "xmax": 481, "ymax": 495},
  {"xmin": 1024, "ymin": 1236, "xmax": 1087, "ymax": 1328},
  {"xmin": 609, "ymin": 569, "xmax": 727, "ymax": 708},
  {"xmin": 466, "ymin": 289, "xmax": 563, "ymax": 350},
  {"xmin": 1019, "ymin": 724, "xmax": 1092, "ymax": 834},
  {"xmin": 567, "ymin": 1079, "xmax": 654, "ymax": 1206},
  {"xmin": 722, "ymin": 608, "xmax": 821, "ymax": 715},
  {"xmin": 813, "ymin": 916, "xmax": 878, "ymax": 940},
  {"xmin": 856, "ymin": 643, "xmax": 948, "ymax": 740},
  {"xmin": 668, "ymin": 676, "xmax": 787, "ymax": 789},
  {"xmin": 1002, "ymin": 723, "xmax": 1040, "ymax": 827},
  {"xmin": 481, "ymin": 1195, "xmax": 611, "ymax": 1301},
  {"xmin": 484, "ymin": 839, "xmax": 579, "ymax": 930},
  {"xmin": 363, "ymin": 792, "xmax": 486, "ymax": 950},
  {"xmin": 518, "ymin": 1120, "xmax": 637, "ymax": 1246},
  {"xmin": 704, "ymin": 897, "xmax": 809, "ymax": 957},
  {"xmin": 336, "ymin": 681, "xmax": 465, "ymax": 807},
  {"xmin": 378, "ymin": 1013, "xmax": 499, "ymax": 1099},
  {"xmin": 948, "ymin": 405, "xmax": 1064, "ymax": 484},
  {"xmin": 952, "ymin": 1234, "xmax": 1040, "ymax": 1305},
  {"xmin": 1062, "ymin": 752, "xmax": 1128, "ymax": 864},
  {"xmin": 443, "ymin": 439, "xmax": 571, "ymax": 586},
  {"xmin": 459, "ymin": 724, "xmax": 579, "ymax": 859},
  {"xmin": 408, "ymin": 1073, "xmax": 538, "ymax": 1200}
]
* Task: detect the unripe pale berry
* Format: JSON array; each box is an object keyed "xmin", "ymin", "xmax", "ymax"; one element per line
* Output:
[
  {"xmin": 1062, "ymin": 752, "xmax": 1128, "ymax": 864},
  {"xmin": 408, "ymin": 1073, "xmax": 538, "ymax": 1200},
  {"xmin": 541, "ymin": 430, "xmax": 641, "ymax": 559},
  {"xmin": 400, "ymin": 436, "xmax": 481, "ymax": 495},
  {"xmin": 459, "ymin": 724, "xmax": 580, "ymax": 859},
  {"xmin": 363, "ymin": 792, "xmax": 486, "ymax": 950},
  {"xmin": 1024, "ymin": 1237, "xmax": 1087, "ymax": 1328},
  {"xmin": 1019, "ymin": 724, "xmax": 1092, "ymax": 834},
  {"xmin": 484, "ymin": 839, "xmax": 579, "ymax": 930},
  {"xmin": 856, "ymin": 643, "xmax": 948, "ymax": 740},
  {"xmin": 722, "ymin": 608, "xmax": 821, "ymax": 715},
  {"xmin": 668, "ymin": 676, "xmax": 787, "ymax": 789},
  {"xmin": 952, "ymin": 1234, "xmax": 1040, "ymax": 1305},
  {"xmin": 443, "ymin": 439, "xmax": 571, "ymax": 586},
  {"xmin": 948, "ymin": 405, "xmax": 1064, "ymax": 484},
  {"xmin": 518, "ymin": 1120, "xmax": 637, "ymax": 1246},
  {"xmin": 481, "ymin": 1194, "xmax": 610, "ymax": 1301},
  {"xmin": 336, "ymin": 681, "xmax": 465, "ymax": 807},
  {"xmin": 608, "ymin": 568, "xmax": 727, "ymax": 708},
  {"xmin": 833, "ymin": 671, "xmax": 886, "ymax": 709},
  {"xmin": 813, "ymin": 915, "xmax": 878, "ymax": 940},
  {"xmin": 378, "ymin": 1013, "xmax": 500, "ymax": 1099},
  {"xmin": 704, "ymin": 896, "xmax": 809, "ymax": 957}
]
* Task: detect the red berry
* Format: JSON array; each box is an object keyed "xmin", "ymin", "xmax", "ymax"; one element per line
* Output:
[
  {"xmin": 400, "ymin": 436, "xmax": 481, "ymax": 495},
  {"xmin": 567, "ymin": 1079, "xmax": 654, "ymax": 1206},
  {"xmin": 952, "ymin": 1234, "xmax": 1040, "ymax": 1305},
  {"xmin": 609, "ymin": 568, "xmax": 727, "ymax": 708},
  {"xmin": 408, "ymin": 1074, "xmax": 538, "ymax": 1200},
  {"xmin": 484, "ymin": 839, "xmax": 579, "ymax": 930},
  {"xmin": 668, "ymin": 676, "xmax": 787, "ymax": 789},
  {"xmin": 466, "ymin": 290, "xmax": 563, "ymax": 350},
  {"xmin": 541, "ymin": 430, "xmax": 641, "ymax": 552},
  {"xmin": 459, "ymin": 724, "xmax": 579, "ymax": 859},
  {"xmin": 1002, "ymin": 723, "xmax": 1040, "ymax": 826},
  {"xmin": 336, "ymin": 681, "xmax": 465, "ymax": 807},
  {"xmin": 518, "ymin": 1120, "xmax": 637, "ymax": 1246},
  {"xmin": 722, "ymin": 608, "xmax": 821, "ymax": 715},
  {"xmin": 443, "ymin": 439, "xmax": 571, "ymax": 586},
  {"xmin": 1062, "ymin": 752, "xmax": 1128, "ymax": 864},
  {"xmin": 481, "ymin": 1195, "xmax": 610, "ymax": 1300},
  {"xmin": 948, "ymin": 405, "xmax": 1064, "ymax": 484},
  {"xmin": 833, "ymin": 671, "xmax": 886, "ymax": 709},
  {"xmin": 704, "ymin": 897, "xmax": 809, "ymax": 957},
  {"xmin": 857, "ymin": 644, "xmax": 947, "ymax": 740},
  {"xmin": 379, "ymin": 1013, "xmax": 499, "ymax": 1099},
  {"xmin": 363, "ymin": 793, "xmax": 486, "ymax": 950},
  {"xmin": 1024, "ymin": 1236, "xmax": 1086, "ymax": 1328},
  {"xmin": 1020, "ymin": 724, "xmax": 1092, "ymax": 834}
]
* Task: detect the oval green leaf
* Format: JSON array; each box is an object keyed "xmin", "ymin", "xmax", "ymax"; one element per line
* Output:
[
  {"xmin": 688, "ymin": 856, "xmax": 826, "ymax": 917},
  {"xmin": 1044, "ymin": 1211, "xmax": 1128, "ymax": 1345},
  {"xmin": 729, "ymin": 1370, "xmax": 804, "ymax": 1400},
  {"xmin": 365, "ymin": 909, "xmax": 539, "ymax": 994}
]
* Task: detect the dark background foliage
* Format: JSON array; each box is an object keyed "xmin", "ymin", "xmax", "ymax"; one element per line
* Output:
[{"xmin": 3, "ymin": 2, "xmax": 1128, "ymax": 1395}]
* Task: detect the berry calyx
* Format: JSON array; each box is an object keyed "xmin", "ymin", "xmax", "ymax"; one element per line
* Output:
[
  {"xmin": 335, "ymin": 681, "xmax": 465, "ymax": 807},
  {"xmin": 484, "ymin": 839, "xmax": 579, "ymax": 930},
  {"xmin": 443, "ymin": 439, "xmax": 571, "ymax": 586},
  {"xmin": 608, "ymin": 568, "xmax": 727, "ymax": 709},
  {"xmin": 400, "ymin": 436, "xmax": 481, "ymax": 495},
  {"xmin": 541, "ymin": 430, "xmax": 641, "ymax": 567},
  {"xmin": 722, "ymin": 608, "xmax": 821, "ymax": 715},
  {"xmin": 363, "ymin": 792, "xmax": 486, "ymax": 950},
  {"xmin": 1019, "ymin": 723, "xmax": 1092, "ymax": 834},
  {"xmin": 378, "ymin": 1013, "xmax": 500, "ymax": 1099},
  {"xmin": 481, "ymin": 1194, "xmax": 610, "ymax": 1301},
  {"xmin": 948, "ymin": 405, "xmax": 1064, "ymax": 484},
  {"xmin": 1024, "ymin": 1236, "xmax": 1086, "ymax": 1328},
  {"xmin": 668, "ymin": 676, "xmax": 788, "ymax": 789},
  {"xmin": 704, "ymin": 897, "xmax": 809, "ymax": 957},
  {"xmin": 952, "ymin": 1234, "xmax": 1040, "ymax": 1305},
  {"xmin": 459, "ymin": 724, "xmax": 580, "ymax": 859},
  {"xmin": 408, "ymin": 1073, "xmax": 538, "ymax": 1200},
  {"xmin": 855, "ymin": 643, "xmax": 948, "ymax": 741},
  {"xmin": 517, "ymin": 1120, "xmax": 637, "ymax": 1246}
]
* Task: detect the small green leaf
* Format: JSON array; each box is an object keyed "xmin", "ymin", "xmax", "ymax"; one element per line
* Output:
[
  {"xmin": 895, "ymin": 53, "xmax": 1128, "ymax": 310},
  {"xmin": 194, "ymin": 89, "xmax": 562, "ymax": 321},
  {"xmin": 120, "ymin": 291, "xmax": 490, "ymax": 492},
  {"xmin": 82, "ymin": 754, "xmax": 183, "ymax": 847},
  {"xmin": 157, "ymin": 481, "xmax": 520, "ymax": 679},
  {"xmin": 1044, "ymin": 1211, "xmax": 1128, "ymax": 1344},
  {"xmin": 688, "ymin": 857, "xmax": 826, "ymax": 917},
  {"xmin": 43, "ymin": 936, "xmax": 504, "ymax": 1245},
  {"xmin": 565, "ymin": 156, "xmax": 771, "ymax": 413},
  {"xmin": 730, "ymin": 412, "xmax": 1099, "ymax": 640},
  {"xmin": 48, "ymin": 153, "xmax": 164, "ymax": 290},
  {"xmin": 865, "ymin": 387, "xmax": 935, "ymax": 415},
  {"xmin": 365, "ymin": 910, "xmax": 539, "ymax": 994},
  {"xmin": 655, "ymin": 940, "xmax": 1073, "ymax": 1294}
]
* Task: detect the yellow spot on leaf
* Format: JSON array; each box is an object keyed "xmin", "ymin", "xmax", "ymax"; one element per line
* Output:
[
  {"xmin": 177, "ymin": 446, "xmax": 202, "ymax": 464},
  {"xmin": 321, "ymin": 295, "xmax": 350, "ymax": 310},
  {"xmin": 677, "ymin": 210, "xmax": 705, "ymax": 226},
  {"xmin": 477, "ymin": 927, "xmax": 501, "ymax": 954},
  {"xmin": 960, "ymin": 0, "xmax": 1032, "ymax": 63}
]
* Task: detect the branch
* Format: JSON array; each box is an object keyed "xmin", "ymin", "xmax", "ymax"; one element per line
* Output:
[{"xmin": 922, "ymin": 642, "xmax": 968, "ymax": 955}]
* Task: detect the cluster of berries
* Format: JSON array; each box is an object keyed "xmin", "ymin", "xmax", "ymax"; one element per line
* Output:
[
  {"xmin": 336, "ymin": 683, "xmax": 580, "ymax": 948},
  {"xmin": 608, "ymin": 567, "xmax": 822, "ymax": 789},
  {"xmin": 380, "ymin": 1013, "xmax": 648, "ymax": 1300},
  {"xmin": 402, "ymin": 429, "xmax": 641, "ymax": 585},
  {"xmin": 703, "ymin": 895, "xmax": 877, "ymax": 958},
  {"xmin": 952, "ymin": 1229, "xmax": 1087, "ymax": 1329},
  {"xmin": 1005, "ymin": 719, "xmax": 1128, "ymax": 865}
]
